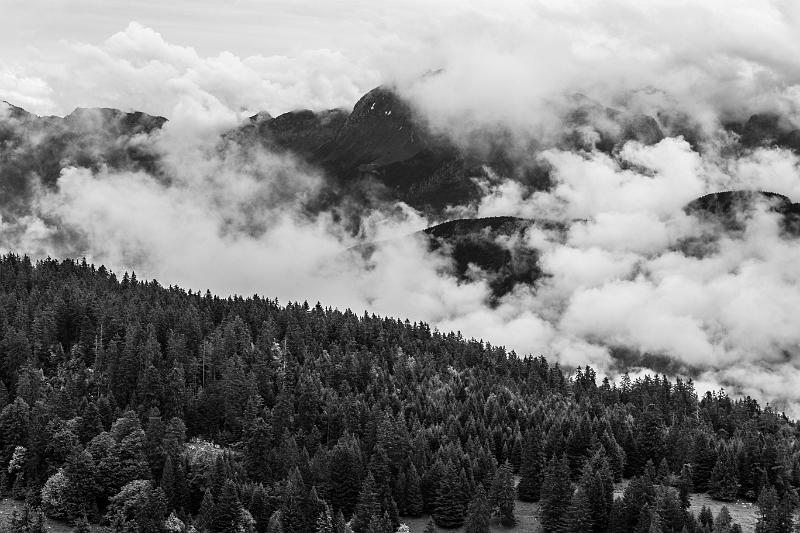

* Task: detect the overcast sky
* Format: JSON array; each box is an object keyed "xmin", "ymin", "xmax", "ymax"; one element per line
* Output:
[
  {"xmin": 3, "ymin": 0, "xmax": 799, "ymax": 122},
  {"xmin": 0, "ymin": 0, "xmax": 442, "ymax": 116},
  {"xmin": 0, "ymin": 1, "xmax": 384, "ymax": 56}
]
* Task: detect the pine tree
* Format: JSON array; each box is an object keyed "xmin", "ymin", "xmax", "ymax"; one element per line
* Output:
[
  {"xmin": 540, "ymin": 455, "xmax": 572, "ymax": 533},
  {"xmin": 518, "ymin": 429, "xmax": 545, "ymax": 502},
  {"xmin": 464, "ymin": 484, "xmax": 490, "ymax": 533}
]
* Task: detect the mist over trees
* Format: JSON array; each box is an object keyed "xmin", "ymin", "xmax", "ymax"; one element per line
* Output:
[{"xmin": 0, "ymin": 253, "xmax": 798, "ymax": 533}]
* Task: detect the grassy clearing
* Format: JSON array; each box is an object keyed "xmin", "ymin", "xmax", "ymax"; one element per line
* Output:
[
  {"xmin": 401, "ymin": 499, "xmax": 541, "ymax": 533},
  {"xmin": 688, "ymin": 493, "xmax": 759, "ymax": 533},
  {"xmin": 0, "ymin": 498, "xmax": 104, "ymax": 533},
  {"xmin": 2, "ymin": 489, "xmax": 760, "ymax": 533}
]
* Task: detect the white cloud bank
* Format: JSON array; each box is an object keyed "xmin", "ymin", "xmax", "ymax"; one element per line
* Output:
[{"xmin": 2, "ymin": 1, "xmax": 800, "ymax": 413}]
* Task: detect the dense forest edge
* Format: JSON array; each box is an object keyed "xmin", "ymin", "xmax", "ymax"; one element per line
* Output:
[{"xmin": 0, "ymin": 253, "xmax": 798, "ymax": 533}]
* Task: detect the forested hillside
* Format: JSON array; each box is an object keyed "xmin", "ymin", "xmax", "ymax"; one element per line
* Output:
[{"xmin": 0, "ymin": 254, "xmax": 798, "ymax": 533}]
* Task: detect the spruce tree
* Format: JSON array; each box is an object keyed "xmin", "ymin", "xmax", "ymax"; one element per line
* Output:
[
  {"xmin": 250, "ymin": 485, "xmax": 272, "ymax": 533},
  {"xmin": 63, "ymin": 448, "xmax": 98, "ymax": 521},
  {"xmin": 567, "ymin": 487, "xmax": 592, "ymax": 533},
  {"xmin": 714, "ymin": 506, "xmax": 732, "ymax": 533},
  {"xmin": 692, "ymin": 434, "xmax": 718, "ymax": 493},
  {"xmin": 677, "ymin": 464, "xmax": 693, "ymax": 509},
  {"xmin": 211, "ymin": 480, "xmax": 244, "ymax": 533},
  {"xmin": 433, "ymin": 462, "xmax": 465, "ymax": 528},
  {"xmin": 352, "ymin": 472, "xmax": 382, "ymax": 533},
  {"xmin": 160, "ymin": 454, "xmax": 176, "ymax": 509},
  {"xmin": 280, "ymin": 468, "xmax": 307, "ymax": 533},
  {"xmin": 365, "ymin": 512, "xmax": 392, "ymax": 533},
  {"xmin": 316, "ymin": 503, "xmax": 334, "ymax": 533},
  {"xmin": 754, "ymin": 486, "xmax": 794, "ymax": 533},
  {"xmin": 329, "ymin": 436, "xmax": 362, "ymax": 517},
  {"xmin": 490, "ymin": 461, "xmax": 516, "ymax": 527},
  {"xmin": 334, "ymin": 511, "xmax": 347, "ymax": 533},
  {"xmin": 464, "ymin": 484, "xmax": 490, "ymax": 533},
  {"xmin": 243, "ymin": 417, "xmax": 273, "ymax": 483},
  {"xmin": 580, "ymin": 450, "xmax": 613, "ymax": 533},
  {"xmin": 404, "ymin": 464, "xmax": 424, "ymax": 517},
  {"xmin": 709, "ymin": 447, "xmax": 739, "ymax": 502},
  {"xmin": 267, "ymin": 510, "xmax": 285, "ymax": 533},
  {"xmin": 509, "ymin": 432, "xmax": 523, "ymax": 473},
  {"xmin": 198, "ymin": 489, "xmax": 215, "ymax": 531},
  {"xmin": 306, "ymin": 486, "xmax": 329, "ymax": 533},
  {"xmin": 72, "ymin": 516, "xmax": 91, "ymax": 533},
  {"xmin": 540, "ymin": 455, "xmax": 572, "ymax": 533},
  {"xmin": 518, "ymin": 429, "xmax": 545, "ymax": 502},
  {"xmin": 657, "ymin": 458, "xmax": 671, "ymax": 483},
  {"xmin": 699, "ymin": 506, "xmax": 714, "ymax": 530}
]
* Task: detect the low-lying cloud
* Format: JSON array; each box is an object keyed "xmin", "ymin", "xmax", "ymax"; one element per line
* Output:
[{"xmin": 3, "ymin": 2, "xmax": 800, "ymax": 414}]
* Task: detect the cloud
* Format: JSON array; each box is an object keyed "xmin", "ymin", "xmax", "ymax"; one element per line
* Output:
[{"xmin": 3, "ymin": 4, "xmax": 800, "ymax": 415}]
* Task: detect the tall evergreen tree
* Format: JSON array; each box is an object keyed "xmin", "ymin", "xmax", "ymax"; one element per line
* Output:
[
  {"xmin": 329, "ymin": 436, "xmax": 362, "ymax": 517},
  {"xmin": 433, "ymin": 462, "xmax": 465, "ymax": 529},
  {"xmin": 518, "ymin": 428, "xmax": 545, "ymax": 502},
  {"xmin": 160, "ymin": 454, "xmax": 176, "ymax": 509},
  {"xmin": 352, "ymin": 472, "xmax": 382, "ymax": 533},
  {"xmin": 198, "ymin": 489, "xmax": 215, "ymax": 532},
  {"xmin": 464, "ymin": 484, "xmax": 490, "ymax": 533},
  {"xmin": 541, "ymin": 455, "xmax": 572, "ymax": 533},
  {"xmin": 211, "ymin": 480, "xmax": 244, "ymax": 533},
  {"xmin": 567, "ymin": 487, "xmax": 592, "ymax": 533},
  {"xmin": 677, "ymin": 464, "xmax": 693, "ymax": 510},
  {"xmin": 709, "ymin": 446, "xmax": 739, "ymax": 502},
  {"xmin": 404, "ymin": 464, "xmax": 424, "ymax": 517},
  {"xmin": 490, "ymin": 461, "xmax": 516, "ymax": 527},
  {"xmin": 754, "ymin": 486, "xmax": 794, "ymax": 533}
]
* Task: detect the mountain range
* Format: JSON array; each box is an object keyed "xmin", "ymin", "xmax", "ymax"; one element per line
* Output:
[{"xmin": 2, "ymin": 87, "xmax": 800, "ymax": 300}]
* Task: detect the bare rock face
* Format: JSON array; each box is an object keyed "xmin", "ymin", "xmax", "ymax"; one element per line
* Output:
[
  {"xmin": 726, "ymin": 112, "xmax": 800, "ymax": 152},
  {"xmin": 561, "ymin": 95, "xmax": 664, "ymax": 152},
  {"xmin": 621, "ymin": 114, "xmax": 664, "ymax": 146}
]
